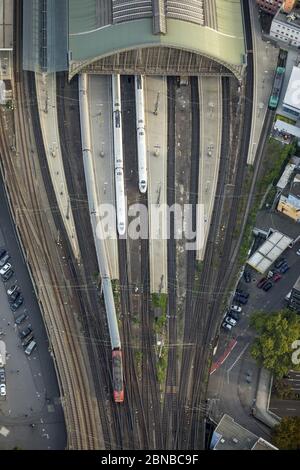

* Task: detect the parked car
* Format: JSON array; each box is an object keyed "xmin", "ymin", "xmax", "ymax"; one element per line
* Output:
[
  {"xmin": 0, "ymin": 253, "xmax": 10, "ymax": 267},
  {"xmin": 0, "ymin": 263, "xmax": 12, "ymax": 276},
  {"xmin": 0, "ymin": 248, "xmax": 6, "ymax": 259},
  {"xmin": 257, "ymin": 277, "xmax": 267, "ymax": 288},
  {"xmin": 22, "ymin": 332, "xmax": 34, "ymax": 348},
  {"xmin": 236, "ymin": 290, "xmax": 249, "ymax": 299},
  {"xmin": 225, "ymin": 316, "xmax": 237, "ymax": 327},
  {"xmin": 19, "ymin": 325, "xmax": 32, "ymax": 339},
  {"xmin": 231, "ymin": 305, "xmax": 242, "ymax": 313},
  {"xmin": 15, "ymin": 313, "xmax": 28, "ymax": 325},
  {"xmin": 228, "ymin": 311, "xmax": 240, "ymax": 321},
  {"xmin": 273, "ymin": 273, "xmax": 282, "ymax": 282},
  {"xmin": 10, "ymin": 295, "xmax": 24, "ymax": 311},
  {"xmin": 7, "ymin": 284, "xmax": 19, "ymax": 297},
  {"xmin": 1, "ymin": 269, "xmax": 14, "ymax": 282},
  {"xmin": 280, "ymin": 263, "xmax": 290, "ymax": 274},
  {"xmin": 25, "ymin": 341, "xmax": 37, "ymax": 356},
  {"xmin": 0, "ymin": 383, "xmax": 6, "ymax": 396},
  {"xmin": 222, "ymin": 321, "xmax": 232, "ymax": 331},
  {"xmin": 296, "ymin": 249, "xmax": 300, "ymax": 256},
  {"xmin": 243, "ymin": 271, "xmax": 251, "ymax": 283},
  {"xmin": 9, "ymin": 291, "xmax": 21, "ymax": 303},
  {"xmin": 0, "ymin": 368, "xmax": 5, "ymax": 383},
  {"xmin": 263, "ymin": 281, "xmax": 273, "ymax": 291},
  {"xmin": 234, "ymin": 294, "xmax": 248, "ymax": 305},
  {"xmin": 275, "ymin": 258, "xmax": 286, "ymax": 269}
]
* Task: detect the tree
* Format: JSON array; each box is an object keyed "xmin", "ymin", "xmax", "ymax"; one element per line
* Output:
[
  {"xmin": 272, "ymin": 417, "xmax": 300, "ymax": 450},
  {"xmin": 250, "ymin": 309, "xmax": 300, "ymax": 377}
]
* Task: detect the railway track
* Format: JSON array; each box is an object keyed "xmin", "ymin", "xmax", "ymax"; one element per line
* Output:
[
  {"xmin": 161, "ymin": 76, "xmax": 178, "ymax": 448},
  {"xmin": 118, "ymin": 76, "xmax": 149, "ymax": 449},
  {"xmin": 174, "ymin": 78, "xmax": 229, "ymax": 449},
  {"xmin": 185, "ymin": 77, "xmax": 232, "ymax": 449},
  {"xmin": 37, "ymin": 71, "xmax": 119, "ymax": 449},
  {"xmin": 0, "ymin": 0, "xmax": 104, "ymax": 449},
  {"xmin": 175, "ymin": 0, "xmax": 257, "ymax": 450},
  {"xmin": 186, "ymin": 3, "xmax": 257, "ymax": 448}
]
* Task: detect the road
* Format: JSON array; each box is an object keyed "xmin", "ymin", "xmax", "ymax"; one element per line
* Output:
[{"xmin": 0, "ymin": 177, "xmax": 66, "ymax": 450}]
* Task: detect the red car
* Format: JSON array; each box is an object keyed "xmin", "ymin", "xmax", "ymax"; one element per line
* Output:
[
  {"xmin": 257, "ymin": 277, "xmax": 267, "ymax": 288},
  {"xmin": 273, "ymin": 273, "xmax": 282, "ymax": 282}
]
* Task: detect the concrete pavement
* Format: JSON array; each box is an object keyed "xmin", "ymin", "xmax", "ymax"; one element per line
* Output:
[
  {"xmin": 248, "ymin": 1, "xmax": 279, "ymax": 165},
  {"xmin": 0, "ymin": 177, "xmax": 66, "ymax": 450},
  {"xmin": 207, "ymin": 216, "xmax": 300, "ymax": 436},
  {"xmin": 197, "ymin": 76, "xmax": 222, "ymax": 261},
  {"xmin": 145, "ymin": 76, "xmax": 168, "ymax": 294},
  {"xmin": 35, "ymin": 72, "xmax": 80, "ymax": 259},
  {"xmin": 87, "ymin": 74, "xmax": 119, "ymax": 280}
]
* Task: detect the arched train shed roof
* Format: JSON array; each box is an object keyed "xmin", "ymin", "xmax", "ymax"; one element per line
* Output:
[{"xmin": 69, "ymin": 0, "xmax": 246, "ymax": 80}]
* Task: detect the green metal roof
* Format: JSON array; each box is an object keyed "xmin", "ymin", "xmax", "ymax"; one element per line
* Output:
[{"xmin": 69, "ymin": 0, "xmax": 245, "ymax": 74}]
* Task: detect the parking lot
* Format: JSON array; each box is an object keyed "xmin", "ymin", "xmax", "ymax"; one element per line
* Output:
[
  {"xmin": 0, "ymin": 178, "xmax": 66, "ymax": 449},
  {"xmin": 208, "ymin": 225, "xmax": 300, "ymax": 428},
  {"xmin": 219, "ymin": 240, "xmax": 300, "ymax": 341}
]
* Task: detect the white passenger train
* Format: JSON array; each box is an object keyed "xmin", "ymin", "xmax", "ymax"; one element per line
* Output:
[
  {"xmin": 112, "ymin": 74, "xmax": 126, "ymax": 235},
  {"xmin": 135, "ymin": 75, "xmax": 148, "ymax": 194}
]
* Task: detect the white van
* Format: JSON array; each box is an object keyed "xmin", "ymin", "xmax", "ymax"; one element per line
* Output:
[{"xmin": 25, "ymin": 340, "xmax": 37, "ymax": 356}]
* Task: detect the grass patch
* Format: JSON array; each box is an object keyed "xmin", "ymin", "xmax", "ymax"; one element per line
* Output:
[
  {"xmin": 157, "ymin": 347, "xmax": 168, "ymax": 384},
  {"xmin": 154, "ymin": 313, "xmax": 167, "ymax": 335},
  {"xmin": 152, "ymin": 293, "xmax": 168, "ymax": 314},
  {"xmin": 237, "ymin": 139, "xmax": 295, "ymax": 266},
  {"xmin": 275, "ymin": 114, "xmax": 296, "ymax": 125}
]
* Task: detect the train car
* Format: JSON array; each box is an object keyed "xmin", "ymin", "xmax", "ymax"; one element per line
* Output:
[
  {"xmin": 269, "ymin": 66, "xmax": 285, "ymax": 110},
  {"xmin": 278, "ymin": 49, "xmax": 288, "ymax": 68},
  {"xmin": 112, "ymin": 349, "xmax": 124, "ymax": 403},
  {"xmin": 102, "ymin": 277, "xmax": 121, "ymax": 348},
  {"xmin": 135, "ymin": 75, "xmax": 148, "ymax": 193},
  {"xmin": 112, "ymin": 75, "xmax": 126, "ymax": 235},
  {"xmin": 112, "ymin": 74, "xmax": 124, "ymax": 169},
  {"xmin": 115, "ymin": 167, "xmax": 126, "ymax": 235}
]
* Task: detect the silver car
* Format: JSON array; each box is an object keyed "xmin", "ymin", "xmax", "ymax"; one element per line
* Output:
[
  {"xmin": 230, "ymin": 305, "xmax": 242, "ymax": 313},
  {"xmin": 225, "ymin": 316, "xmax": 237, "ymax": 327},
  {"xmin": 0, "ymin": 263, "xmax": 12, "ymax": 276}
]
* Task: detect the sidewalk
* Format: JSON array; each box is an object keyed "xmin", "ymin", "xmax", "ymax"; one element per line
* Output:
[{"xmin": 253, "ymin": 368, "xmax": 281, "ymax": 427}]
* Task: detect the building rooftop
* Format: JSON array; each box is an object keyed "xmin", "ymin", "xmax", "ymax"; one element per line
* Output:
[
  {"xmin": 247, "ymin": 230, "xmax": 293, "ymax": 273},
  {"xmin": 275, "ymin": 5, "xmax": 300, "ymax": 28},
  {"xmin": 251, "ymin": 438, "xmax": 278, "ymax": 451},
  {"xmin": 293, "ymin": 275, "xmax": 300, "ymax": 291},
  {"xmin": 210, "ymin": 414, "xmax": 277, "ymax": 450},
  {"xmin": 283, "ymin": 66, "xmax": 300, "ymax": 111},
  {"xmin": 276, "ymin": 162, "xmax": 296, "ymax": 190},
  {"xmin": 0, "ymin": 0, "xmax": 13, "ymax": 49}
]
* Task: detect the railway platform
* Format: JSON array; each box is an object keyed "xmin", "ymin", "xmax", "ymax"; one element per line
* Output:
[
  {"xmin": 35, "ymin": 72, "xmax": 80, "ymax": 259},
  {"xmin": 144, "ymin": 76, "xmax": 168, "ymax": 294},
  {"xmin": 197, "ymin": 77, "xmax": 222, "ymax": 261},
  {"xmin": 248, "ymin": 1, "xmax": 278, "ymax": 165},
  {"xmin": 88, "ymin": 75, "xmax": 119, "ymax": 280}
]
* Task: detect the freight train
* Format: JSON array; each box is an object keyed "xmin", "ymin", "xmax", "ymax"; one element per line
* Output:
[{"xmin": 135, "ymin": 75, "xmax": 148, "ymax": 193}]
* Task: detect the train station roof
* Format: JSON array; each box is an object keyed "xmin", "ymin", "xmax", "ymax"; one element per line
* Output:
[{"xmin": 68, "ymin": 0, "xmax": 246, "ymax": 79}]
